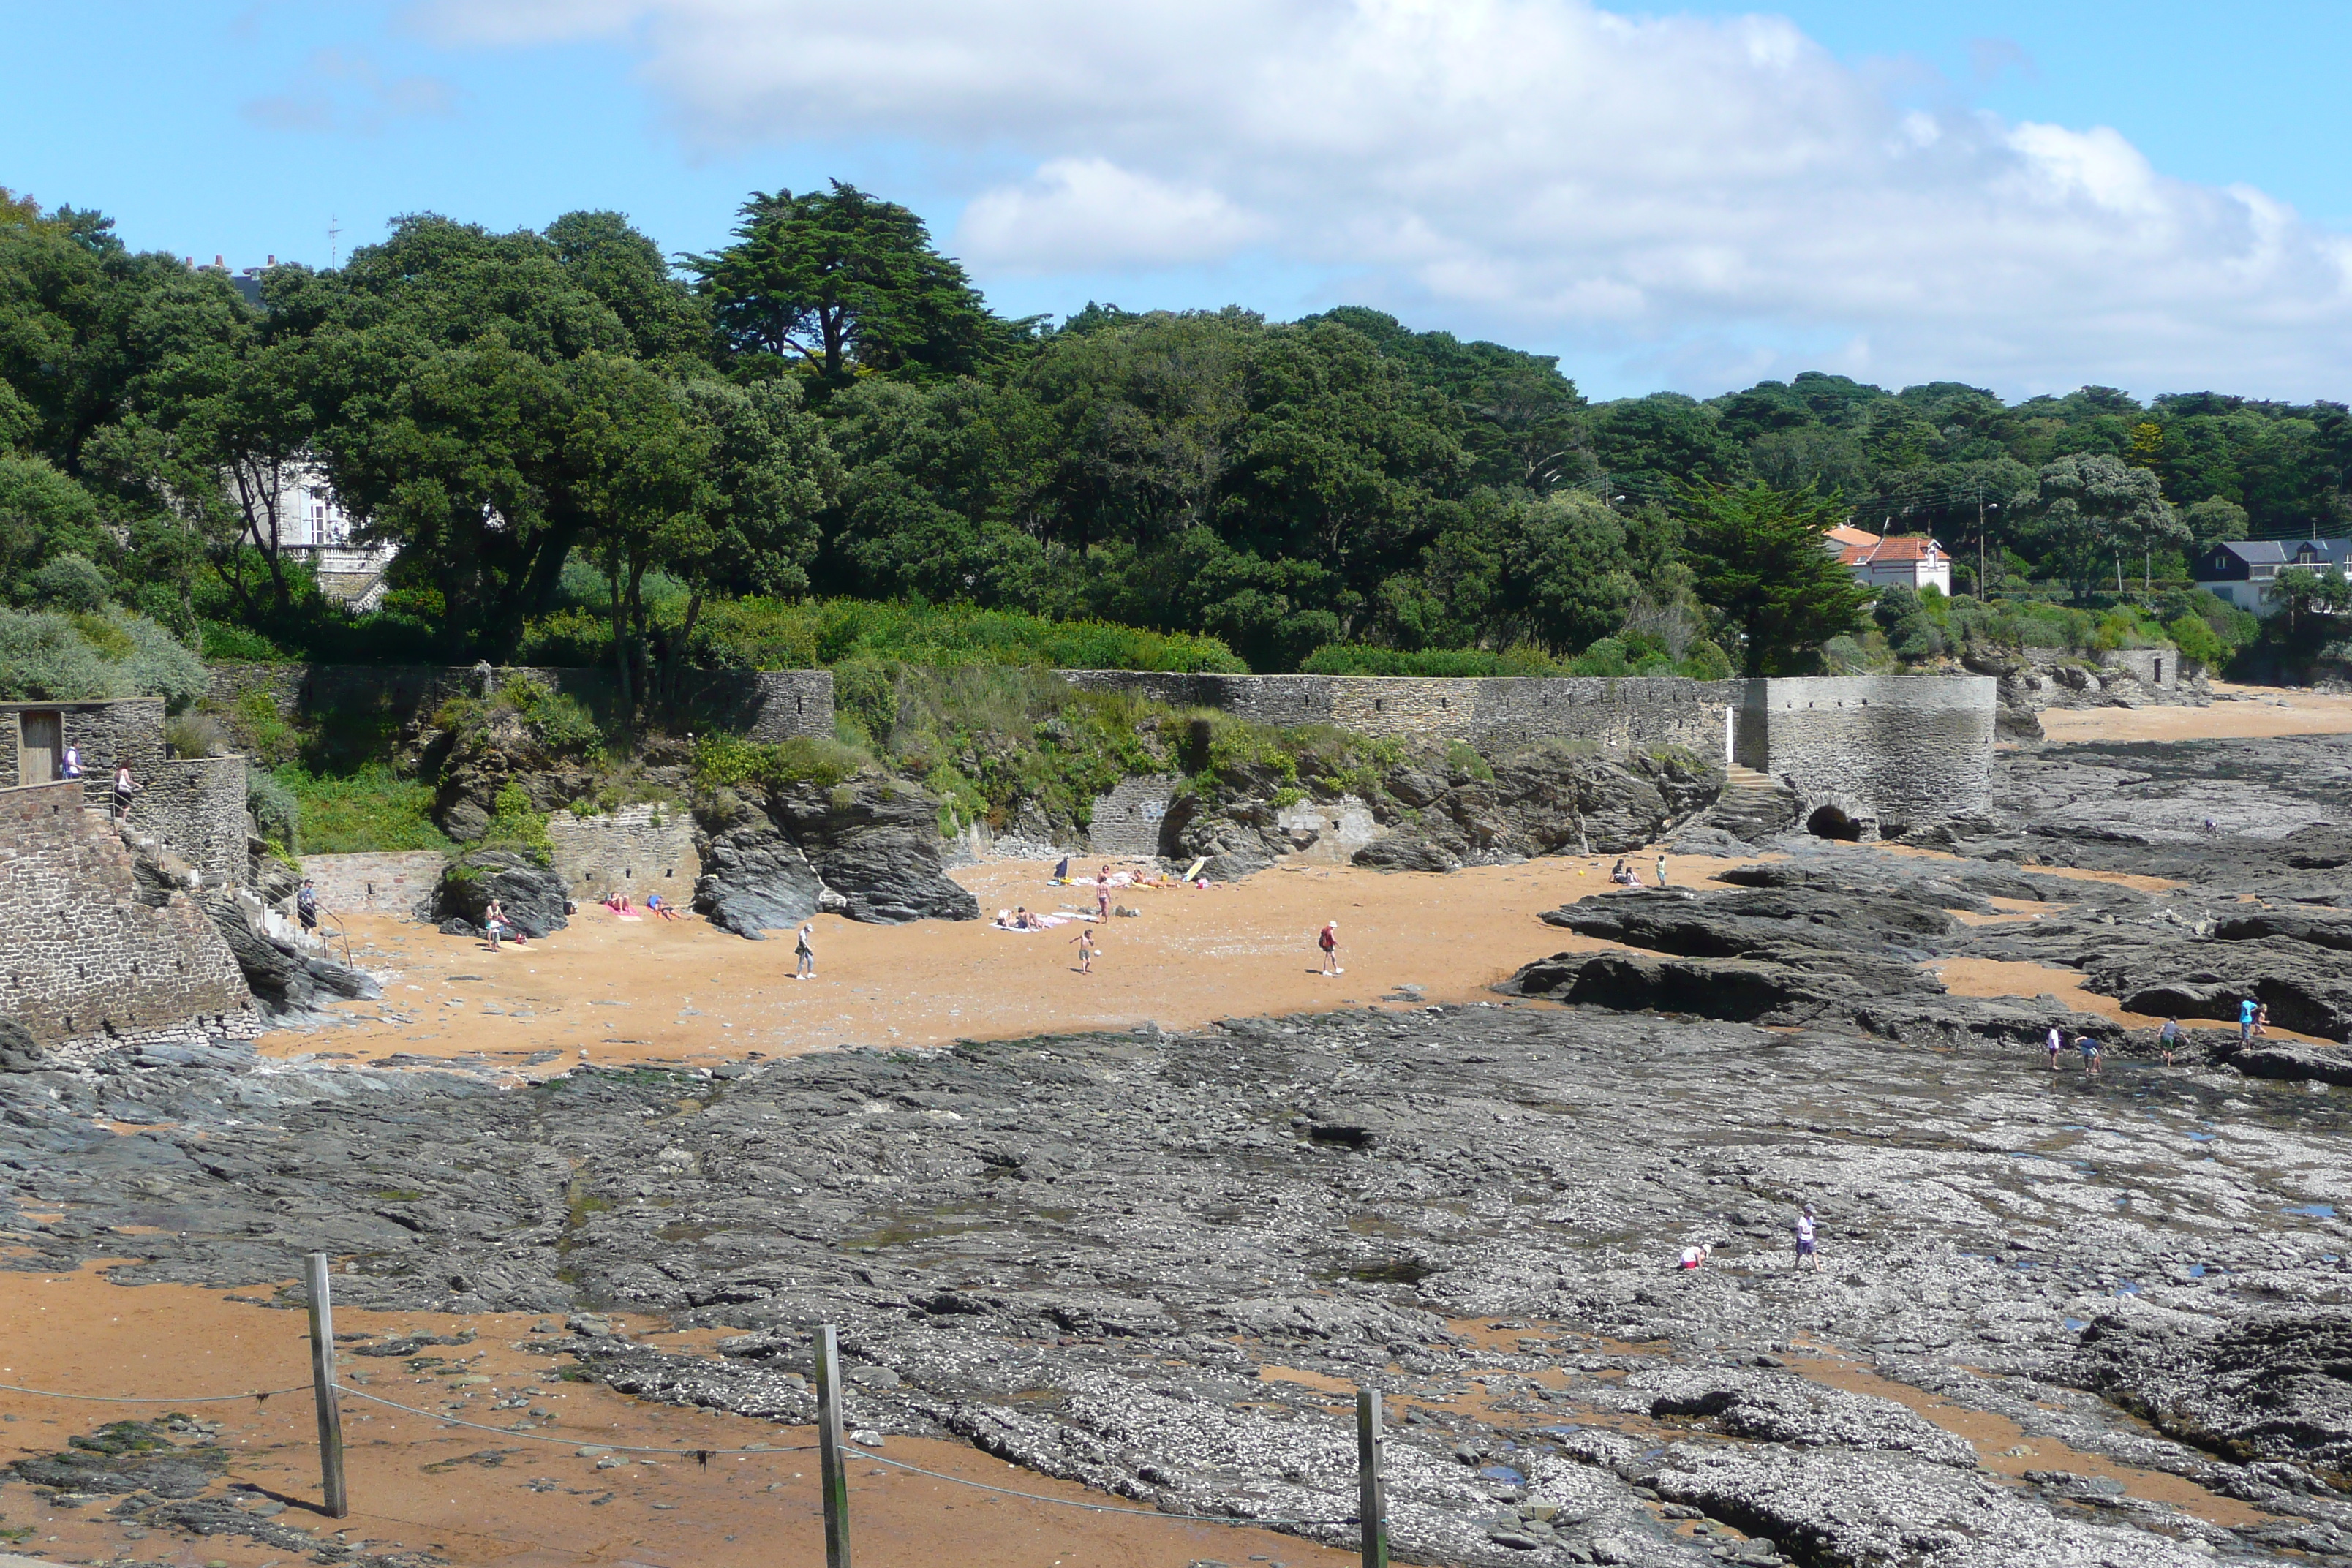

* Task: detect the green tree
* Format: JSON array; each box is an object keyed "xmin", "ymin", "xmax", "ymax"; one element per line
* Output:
[
  {"xmin": 2182, "ymin": 495, "xmax": 2250, "ymax": 551},
  {"xmin": 2272, "ymin": 565, "xmax": 2352, "ymax": 632},
  {"xmin": 2020, "ymin": 453, "xmax": 2177, "ymax": 600},
  {"xmin": 1680, "ymin": 483, "xmax": 1872, "ymax": 675},
  {"xmin": 687, "ymin": 181, "xmax": 1011, "ymax": 385}
]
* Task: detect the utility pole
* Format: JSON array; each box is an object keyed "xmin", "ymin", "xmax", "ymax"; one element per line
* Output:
[{"xmin": 328, "ymin": 215, "xmax": 342, "ymax": 270}]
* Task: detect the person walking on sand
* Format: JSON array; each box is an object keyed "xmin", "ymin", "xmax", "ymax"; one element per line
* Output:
[
  {"xmin": 794, "ymin": 923, "xmax": 815, "ymax": 979},
  {"xmin": 1318, "ymin": 921, "xmax": 1341, "ymax": 976},
  {"xmin": 2158, "ymin": 1017, "xmax": 2182, "ymax": 1066},
  {"xmin": 1656, "ymin": 853, "xmax": 1668, "ymax": 888},
  {"xmin": 1096, "ymin": 881, "xmax": 1111, "ymax": 922},
  {"xmin": 1071, "ymin": 927, "xmax": 1096, "ymax": 974},
  {"xmin": 2046, "ymin": 1024, "xmax": 2062, "ymax": 1072},
  {"xmin": 1795, "ymin": 1205, "xmax": 1818, "ymax": 1271}
]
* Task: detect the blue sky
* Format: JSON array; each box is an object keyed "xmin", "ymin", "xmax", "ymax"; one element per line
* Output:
[{"xmin": 7, "ymin": 1, "xmax": 2349, "ymax": 402}]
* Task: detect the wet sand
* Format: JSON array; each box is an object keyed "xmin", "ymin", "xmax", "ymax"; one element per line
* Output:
[
  {"xmin": 274, "ymin": 851, "xmax": 1766, "ymax": 1073},
  {"xmin": 0, "ymin": 1264, "xmax": 1354, "ymax": 1568},
  {"xmin": 2038, "ymin": 682, "xmax": 2352, "ymax": 744}
]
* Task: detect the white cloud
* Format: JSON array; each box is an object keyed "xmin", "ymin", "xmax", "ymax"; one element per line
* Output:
[
  {"xmin": 410, "ymin": 0, "xmax": 2352, "ymax": 398},
  {"xmin": 959, "ymin": 158, "xmax": 1266, "ymax": 271}
]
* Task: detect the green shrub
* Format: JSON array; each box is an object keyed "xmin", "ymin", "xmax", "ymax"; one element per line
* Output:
[
  {"xmin": 2166, "ymin": 612, "xmax": 2228, "ymax": 669},
  {"xmin": 510, "ymin": 607, "xmax": 610, "ymax": 667},
  {"xmin": 481, "ymin": 782, "xmax": 555, "ymax": 865},
  {"xmin": 1679, "ymin": 639, "xmax": 1734, "ymax": 680},
  {"xmin": 226, "ymin": 690, "xmax": 303, "ymax": 769},
  {"xmin": 0, "ymin": 607, "xmax": 128, "ymax": 699},
  {"xmin": 686, "ymin": 597, "xmax": 1246, "ymax": 672},
  {"xmin": 694, "ymin": 733, "xmax": 871, "ymax": 793},
  {"xmin": 201, "ymin": 623, "xmax": 293, "ymax": 662},
  {"xmin": 164, "ymin": 714, "xmax": 228, "ymax": 758},
  {"xmin": 28, "ymin": 553, "xmax": 109, "ymax": 611},
  {"xmin": 1300, "ymin": 644, "xmax": 1565, "ymax": 676},
  {"xmin": 247, "ymin": 766, "xmax": 301, "ymax": 854}
]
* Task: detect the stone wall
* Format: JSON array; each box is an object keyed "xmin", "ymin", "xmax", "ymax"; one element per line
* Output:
[
  {"xmin": 1734, "ymin": 676, "xmax": 1997, "ymax": 834},
  {"xmin": 545, "ymin": 802, "xmax": 701, "ymax": 902},
  {"xmin": 128, "ymin": 755, "xmax": 249, "ymax": 889},
  {"xmin": 298, "ymin": 851, "xmax": 448, "ymax": 916},
  {"xmin": 0, "ymin": 780, "xmax": 257, "ymax": 1059},
  {"xmin": 1057, "ymin": 671, "xmax": 1735, "ymax": 757},
  {"xmin": 205, "ymin": 662, "xmax": 834, "ymax": 742},
  {"xmin": 1087, "ymin": 775, "xmax": 1180, "ymax": 856}
]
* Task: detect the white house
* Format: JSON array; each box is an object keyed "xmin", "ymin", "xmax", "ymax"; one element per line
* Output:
[
  {"xmin": 234, "ymin": 455, "xmax": 399, "ymax": 611},
  {"xmin": 2194, "ymin": 538, "xmax": 2352, "ymax": 614},
  {"xmin": 1824, "ymin": 524, "xmax": 1952, "ymax": 595}
]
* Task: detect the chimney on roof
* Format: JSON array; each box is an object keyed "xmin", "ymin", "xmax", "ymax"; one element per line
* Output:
[
  {"xmin": 214, "ymin": 255, "xmax": 224, "ymax": 267},
  {"xmin": 267, "ymin": 254, "xmax": 276, "ymax": 267}
]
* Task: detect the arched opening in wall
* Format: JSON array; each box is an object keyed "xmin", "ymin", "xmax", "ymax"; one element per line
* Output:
[{"xmin": 1806, "ymin": 805, "xmax": 1863, "ymax": 840}]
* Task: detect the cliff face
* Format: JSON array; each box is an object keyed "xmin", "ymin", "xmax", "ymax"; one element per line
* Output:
[{"xmin": 693, "ymin": 775, "xmax": 979, "ymax": 938}]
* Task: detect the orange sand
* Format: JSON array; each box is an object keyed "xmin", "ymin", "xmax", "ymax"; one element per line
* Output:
[{"xmin": 274, "ymin": 851, "xmax": 1765, "ymax": 1072}]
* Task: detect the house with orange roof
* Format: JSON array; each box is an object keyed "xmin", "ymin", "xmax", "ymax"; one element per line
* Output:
[{"xmin": 1824, "ymin": 524, "xmax": 1950, "ymax": 595}]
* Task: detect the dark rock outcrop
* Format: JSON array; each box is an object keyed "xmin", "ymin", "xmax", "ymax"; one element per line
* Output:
[
  {"xmin": 693, "ymin": 776, "xmax": 977, "ymax": 935},
  {"xmin": 2074, "ymin": 1308, "xmax": 2352, "ymax": 1486},
  {"xmin": 199, "ymin": 894, "xmax": 381, "ymax": 1019},
  {"xmin": 0, "ymin": 1017, "xmax": 45, "ymax": 1071},
  {"xmin": 432, "ymin": 849, "xmax": 570, "ymax": 939}
]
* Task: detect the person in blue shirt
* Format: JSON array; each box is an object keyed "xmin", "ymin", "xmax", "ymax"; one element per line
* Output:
[{"xmin": 2241, "ymin": 997, "xmax": 2258, "ymax": 1044}]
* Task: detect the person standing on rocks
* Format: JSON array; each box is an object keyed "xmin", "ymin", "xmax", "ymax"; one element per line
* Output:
[
  {"xmin": 1795, "ymin": 1205, "xmax": 1817, "ymax": 1270},
  {"xmin": 1071, "ymin": 927, "xmax": 1096, "ymax": 975},
  {"xmin": 2077, "ymin": 1033, "xmax": 2102, "ymax": 1077},
  {"xmin": 2158, "ymin": 1017, "xmax": 2182, "ymax": 1066},
  {"xmin": 2046, "ymin": 1025, "xmax": 2063, "ymax": 1072},
  {"xmin": 1318, "ymin": 921, "xmax": 1341, "ymax": 975},
  {"xmin": 2240, "ymin": 997, "xmax": 2258, "ymax": 1044},
  {"xmin": 794, "ymin": 924, "xmax": 816, "ymax": 980},
  {"xmin": 1656, "ymin": 853, "xmax": 1668, "ymax": 888}
]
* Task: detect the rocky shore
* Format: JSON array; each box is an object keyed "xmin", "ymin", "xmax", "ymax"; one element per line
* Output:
[{"xmin": 7, "ymin": 724, "xmax": 2352, "ymax": 1567}]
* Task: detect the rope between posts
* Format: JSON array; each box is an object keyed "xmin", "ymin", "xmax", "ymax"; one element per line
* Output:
[
  {"xmin": 0, "ymin": 1380, "xmax": 313, "ymax": 1405},
  {"xmin": 864, "ymin": 1450, "xmax": 1361, "ymax": 1530},
  {"xmin": 333, "ymin": 1382, "xmax": 818, "ymax": 1456}
]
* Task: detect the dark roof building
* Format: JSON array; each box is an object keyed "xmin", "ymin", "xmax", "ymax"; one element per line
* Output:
[{"xmin": 2195, "ymin": 538, "xmax": 2352, "ymax": 612}]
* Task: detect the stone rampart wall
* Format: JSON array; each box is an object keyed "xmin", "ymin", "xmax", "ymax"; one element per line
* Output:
[
  {"xmin": 1057, "ymin": 671, "xmax": 1735, "ymax": 756},
  {"xmin": 1736, "ymin": 676, "xmax": 1997, "ymax": 831},
  {"xmin": 545, "ymin": 803, "xmax": 701, "ymax": 901},
  {"xmin": 205, "ymin": 663, "xmax": 834, "ymax": 742},
  {"xmin": 129, "ymin": 755, "xmax": 249, "ymax": 889},
  {"xmin": 299, "ymin": 851, "xmax": 448, "ymax": 917},
  {"xmin": 0, "ymin": 780, "xmax": 257, "ymax": 1057}
]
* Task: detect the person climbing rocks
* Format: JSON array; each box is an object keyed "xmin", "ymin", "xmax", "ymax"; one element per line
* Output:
[
  {"xmin": 1795, "ymin": 1205, "xmax": 1817, "ymax": 1270},
  {"xmin": 2158, "ymin": 1017, "xmax": 2182, "ymax": 1066},
  {"xmin": 1318, "ymin": 920, "xmax": 1341, "ymax": 976},
  {"xmin": 1677, "ymin": 1243, "xmax": 1710, "ymax": 1272},
  {"xmin": 794, "ymin": 923, "xmax": 816, "ymax": 979}
]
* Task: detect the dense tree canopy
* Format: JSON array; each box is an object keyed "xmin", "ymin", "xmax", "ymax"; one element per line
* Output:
[{"xmin": 7, "ymin": 180, "xmax": 2352, "ymax": 689}]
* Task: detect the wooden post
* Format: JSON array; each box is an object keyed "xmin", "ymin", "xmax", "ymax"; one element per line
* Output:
[
  {"xmin": 1357, "ymin": 1387, "xmax": 1387, "ymax": 1568},
  {"xmin": 814, "ymin": 1324, "xmax": 852, "ymax": 1568},
  {"xmin": 303, "ymin": 1252, "xmax": 350, "ymax": 1519}
]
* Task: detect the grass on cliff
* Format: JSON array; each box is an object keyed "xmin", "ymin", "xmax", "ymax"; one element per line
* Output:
[{"xmin": 273, "ymin": 763, "xmax": 454, "ymax": 856}]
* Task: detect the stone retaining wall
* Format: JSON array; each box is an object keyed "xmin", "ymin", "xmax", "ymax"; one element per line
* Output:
[
  {"xmin": 1057, "ymin": 671, "xmax": 1735, "ymax": 756},
  {"xmin": 545, "ymin": 802, "xmax": 701, "ymax": 902},
  {"xmin": 0, "ymin": 780, "xmax": 257, "ymax": 1058},
  {"xmin": 298, "ymin": 851, "xmax": 448, "ymax": 916},
  {"xmin": 1086, "ymin": 775, "xmax": 1180, "ymax": 857}
]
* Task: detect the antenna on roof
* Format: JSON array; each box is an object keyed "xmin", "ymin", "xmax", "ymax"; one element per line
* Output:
[{"xmin": 328, "ymin": 214, "xmax": 342, "ymax": 269}]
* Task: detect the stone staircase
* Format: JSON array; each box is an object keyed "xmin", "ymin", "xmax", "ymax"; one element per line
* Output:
[{"xmin": 1707, "ymin": 763, "xmax": 1804, "ymax": 840}]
